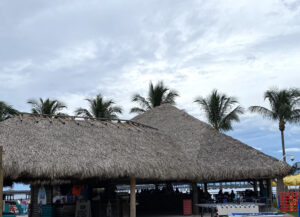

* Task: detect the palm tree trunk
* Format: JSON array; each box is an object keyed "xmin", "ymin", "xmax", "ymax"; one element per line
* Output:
[{"xmin": 281, "ymin": 129, "xmax": 286, "ymax": 162}]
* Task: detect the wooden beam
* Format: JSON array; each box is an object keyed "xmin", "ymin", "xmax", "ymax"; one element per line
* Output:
[
  {"xmin": 130, "ymin": 177, "xmax": 136, "ymax": 217},
  {"xmin": 0, "ymin": 146, "xmax": 3, "ymax": 217},
  {"xmin": 192, "ymin": 182, "xmax": 199, "ymax": 215}
]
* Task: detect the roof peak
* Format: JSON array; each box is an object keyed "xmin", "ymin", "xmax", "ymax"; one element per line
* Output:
[{"xmin": 132, "ymin": 103, "xmax": 211, "ymax": 127}]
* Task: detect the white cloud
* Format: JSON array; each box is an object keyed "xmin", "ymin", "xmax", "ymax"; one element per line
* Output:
[
  {"xmin": 278, "ymin": 148, "xmax": 300, "ymax": 153},
  {"xmin": 0, "ymin": 0, "xmax": 300, "ymax": 161},
  {"xmin": 44, "ymin": 41, "xmax": 98, "ymax": 71}
]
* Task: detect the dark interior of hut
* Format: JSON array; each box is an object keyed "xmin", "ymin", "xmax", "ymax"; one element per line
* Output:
[
  {"xmin": 51, "ymin": 183, "xmax": 119, "ymax": 217},
  {"xmin": 49, "ymin": 183, "xmax": 193, "ymax": 216},
  {"xmin": 30, "ymin": 182, "xmax": 198, "ymax": 217},
  {"xmin": 48, "ymin": 183, "xmax": 257, "ymax": 216},
  {"xmin": 136, "ymin": 184, "xmax": 191, "ymax": 215},
  {"xmin": 16, "ymin": 180, "xmax": 272, "ymax": 217}
]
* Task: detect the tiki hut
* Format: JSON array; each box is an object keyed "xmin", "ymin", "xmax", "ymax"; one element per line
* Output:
[
  {"xmin": 0, "ymin": 109, "xmax": 292, "ymax": 217},
  {"xmin": 132, "ymin": 104, "xmax": 291, "ymax": 182},
  {"xmin": 0, "ymin": 113, "xmax": 200, "ymax": 217},
  {"xmin": 0, "ymin": 113, "xmax": 198, "ymax": 183}
]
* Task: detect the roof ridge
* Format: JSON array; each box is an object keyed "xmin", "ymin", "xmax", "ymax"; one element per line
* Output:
[{"xmin": 14, "ymin": 112, "xmax": 159, "ymax": 130}]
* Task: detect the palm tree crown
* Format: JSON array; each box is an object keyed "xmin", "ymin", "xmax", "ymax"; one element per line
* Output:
[
  {"xmin": 249, "ymin": 87, "xmax": 300, "ymax": 161},
  {"xmin": 75, "ymin": 94, "xmax": 122, "ymax": 119},
  {"xmin": 27, "ymin": 98, "xmax": 67, "ymax": 115},
  {"xmin": 0, "ymin": 101, "xmax": 19, "ymax": 121},
  {"xmin": 130, "ymin": 81, "xmax": 179, "ymax": 114},
  {"xmin": 249, "ymin": 88, "xmax": 300, "ymax": 127},
  {"xmin": 194, "ymin": 89, "xmax": 244, "ymax": 132}
]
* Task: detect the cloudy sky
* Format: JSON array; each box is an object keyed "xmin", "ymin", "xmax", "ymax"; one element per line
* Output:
[{"xmin": 1, "ymin": 0, "xmax": 300, "ymax": 175}]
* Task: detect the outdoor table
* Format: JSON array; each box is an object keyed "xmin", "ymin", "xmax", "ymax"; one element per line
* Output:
[{"xmin": 196, "ymin": 203, "xmax": 266, "ymax": 217}]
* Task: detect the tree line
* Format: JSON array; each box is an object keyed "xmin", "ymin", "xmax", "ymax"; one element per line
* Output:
[{"xmin": 1, "ymin": 81, "xmax": 300, "ymax": 162}]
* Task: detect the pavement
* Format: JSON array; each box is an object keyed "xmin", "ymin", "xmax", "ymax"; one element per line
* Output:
[
  {"xmin": 284, "ymin": 213, "xmax": 296, "ymax": 217},
  {"xmin": 14, "ymin": 213, "xmax": 294, "ymax": 217},
  {"xmin": 137, "ymin": 214, "xmax": 296, "ymax": 217}
]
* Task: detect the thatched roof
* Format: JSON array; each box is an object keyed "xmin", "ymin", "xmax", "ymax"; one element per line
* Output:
[
  {"xmin": 0, "ymin": 113, "xmax": 198, "ymax": 183},
  {"xmin": 132, "ymin": 104, "xmax": 292, "ymax": 182}
]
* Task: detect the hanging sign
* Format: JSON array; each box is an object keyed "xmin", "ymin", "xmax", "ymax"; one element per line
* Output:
[{"xmin": 38, "ymin": 187, "xmax": 47, "ymax": 205}]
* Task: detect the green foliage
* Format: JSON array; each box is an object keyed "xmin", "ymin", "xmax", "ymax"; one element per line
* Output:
[
  {"xmin": 130, "ymin": 81, "xmax": 179, "ymax": 114},
  {"xmin": 27, "ymin": 98, "xmax": 67, "ymax": 115},
  {"xmin": 0, "ymin": 101, "xmax": 19, "ymax": 121},
  {"xmin": 194, "ymin": 89, "xmax": 244, "ymax": 132},
  {"xmin": 75, "ymin": 94, "xmax": 122, "ymax": 119},
  {"xmin": 249, "ymin": 88, "xmax": 300, "ymax": 130}
]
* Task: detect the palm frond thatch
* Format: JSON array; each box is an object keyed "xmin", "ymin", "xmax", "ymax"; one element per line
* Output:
[
  {"xmin": 132, "ymin": 104, "xmax": 291, "ymax": 182},
  {"xmin": 0, "ymin": 114, "xmax": 197, "ymax": 183}
]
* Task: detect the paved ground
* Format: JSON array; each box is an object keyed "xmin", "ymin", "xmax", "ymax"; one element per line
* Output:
[
  {"xmin": 138, "ymin": 215, "xmax": 226, "ymax": 217},
  {"xmin": 138, "ymin": 214, "xmax": 294, "ymax": 217},
  {"xmin": 14, "ymin": 213, "xmax": 294, "ymax": 217},
  {"xmin": 284, "ymin": 213, "xmax": 296, "ymax": 217}
]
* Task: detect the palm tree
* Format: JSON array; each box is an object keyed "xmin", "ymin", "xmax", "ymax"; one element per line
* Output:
[
  {"xmin": 249, "ymin": 88, "xmax": 300, "ymax": 162},
  {"xmin": 75, "ymin": 94, "xmax": 122, "ymax": 119},
  {"xmin": 195, "ymin": 89, "xmax": 244, "ymax": 190},
  {"xmin": 194, "ymin": 89, "xmax": 244, "ymax": 132},
  {"xmin": 130, "ymin": 81, "xmax": 179, "ymax": 114},
  {"xmin": 27, "ymin": 98, "xmax": 67, "ymax": 115},
  {"xmin": 0, "ymin": 101, "xmax": 19, "ymax": 121}
]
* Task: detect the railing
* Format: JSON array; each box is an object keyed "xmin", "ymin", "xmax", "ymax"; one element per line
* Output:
[{"xmin": 198, "ymin": 182, "xmax": 253, "ymax": 189}]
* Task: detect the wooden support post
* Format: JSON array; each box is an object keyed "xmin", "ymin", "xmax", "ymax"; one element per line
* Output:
[
  {"xmin": 266, "ymin": 179, "xmax": 272, "ymax": 200},
  {"xmin": 130, "ymin": 177, "xmax": 136, "ymax": 217},
  {"xmin": 259, "ymin": 180, "xmax": 264, "ymax": 197},
  {"xmin": 204, "ymin": 183, "xmax": 208, "ymax": 193},
  {"xmin": 192, "ymin": 182, "xmax": 199, "ymax": 215},
  {"xmin": 29, "ymin": 185, "xmax": 34, "ymax": 217},
  {"xmin": 0, "ymin": 146, "xmax": 3, "ymax": 217},
  {"xmin": 253, "ymin": 181, "xmax": 258, "ymax": 194},
  {"xmin": 277, "ymin": 177, "xmax": 284, "ymax": 194}
]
